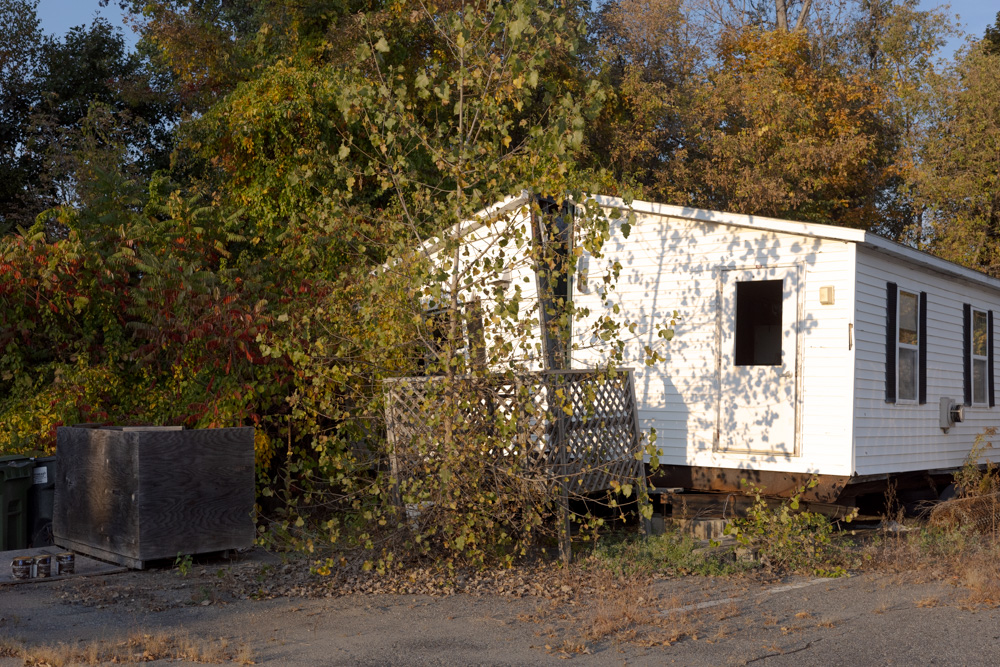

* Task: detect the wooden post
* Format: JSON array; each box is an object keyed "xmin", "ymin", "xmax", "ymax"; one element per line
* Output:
[
  {"xmin": 555, "ymin": 372, "xmax": 572, "ymax": 567},
  {"xmin": 531, "ymin": 198, "xmax": 574, "ymax": 565},
  {"xmin": 627, "ymin": 371, "xmax": 652, "ymax": 539},
  {"xmin": 383, "ymin": 382, "xmax": 405, "ymax": 521}
]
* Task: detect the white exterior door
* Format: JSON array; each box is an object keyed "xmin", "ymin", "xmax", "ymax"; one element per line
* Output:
[{"xmin": 717, "ymin": 266, "xmax": 800, "ymax": 455}]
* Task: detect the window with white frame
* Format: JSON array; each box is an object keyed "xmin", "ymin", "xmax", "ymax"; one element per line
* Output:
[
  {"xmin": 971, "ymin": 309, "xmax": 989, "ymax": 405},
  {"xmin": 897, "ymin": 290, "xmax": 919, "ymax": 402}
]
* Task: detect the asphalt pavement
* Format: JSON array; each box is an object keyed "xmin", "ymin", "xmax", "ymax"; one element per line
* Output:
[{"xmin": 2, "ymin": 555, "xmax": 999, "ymax": 665}]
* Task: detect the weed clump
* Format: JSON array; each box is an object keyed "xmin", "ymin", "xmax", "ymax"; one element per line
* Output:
[
  {"xmin": 724, "ymin": 478, "xmax": 858, "ymax": 576},
  {"xmin": 863, "ymin": 430, "xmax": 1000, "ymax": 604},
  {"xmin": 930, "ymin": 427, "xmax": 1000, "ymax": 533},
  {"xmin": 589, "ymin": 529, "xmax": 750, "ymax": 578}
]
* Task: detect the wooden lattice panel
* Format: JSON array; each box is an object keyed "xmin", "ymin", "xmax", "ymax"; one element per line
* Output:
[{"xmin": 384, "ymin": 370, "xmax": 642, "ymax": 494}]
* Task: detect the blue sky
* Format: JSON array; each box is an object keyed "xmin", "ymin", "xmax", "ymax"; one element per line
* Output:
[
  {"xmin": 36, "ymin": 0, "xmax": 138, "ymax": 48},
  {"xmin": 929, "ymin": 1, "xmax": 998, "ymax": 59},
  {"xmin": 33, "ymin": 0, "xmax": 1000, "ymax": 60}
]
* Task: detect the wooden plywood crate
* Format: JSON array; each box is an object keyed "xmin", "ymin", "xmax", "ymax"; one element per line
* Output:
[{"xmin": 53, "ymin": 426, "xmax": 255, "ymax": 569}]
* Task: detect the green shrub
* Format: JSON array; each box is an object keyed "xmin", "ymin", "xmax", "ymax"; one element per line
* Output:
[
  {"xmin": 724, "ymin": 478, "xmax": 857, "ymax": 576},
  {"xmin": 589, "ymin": 530, "xmax": 749, "ymax": 577}
]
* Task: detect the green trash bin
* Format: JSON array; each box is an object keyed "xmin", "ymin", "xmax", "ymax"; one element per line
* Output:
[
  {"xmin": 0, "ymin": 455, "xmax": 33, "ymax": 551},
  {"xmin": 28, "ymin": 456, "xmax": 57, "ymax": 547}
]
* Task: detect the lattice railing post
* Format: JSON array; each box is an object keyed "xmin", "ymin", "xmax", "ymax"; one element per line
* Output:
[{"xmin": 553, "ymin": 372, "xmax": 572, "ymax": 567}]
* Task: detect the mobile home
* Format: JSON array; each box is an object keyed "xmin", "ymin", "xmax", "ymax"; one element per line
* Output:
[{"xmin": 432, "ymin": 193, "xmax": 1000, "ymax": 504}]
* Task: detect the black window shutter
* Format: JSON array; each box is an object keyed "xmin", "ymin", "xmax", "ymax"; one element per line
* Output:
[
  {"xmin": 919, "ymin": 292, "xmax": 928, "ymax": 404},
  {"xmin": 990, "ymin": 310, "xmax": 996, "ymax": 408},
  {"xmin": 963, "ymin": 303, "xmax": 972, "ymax": 406},
  {"xmin": 885, "ymin": 282, "xmax": 897, "ymax": 403}
]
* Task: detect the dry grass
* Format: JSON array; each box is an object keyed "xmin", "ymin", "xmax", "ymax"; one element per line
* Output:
[
  {"xmin": 957, "ymin": 549, "xmax": 1000, "ymax": 605},
  {"xmin": 909, "ymin": 436, "xmax": 1000, "ymax": 606},
  {"xmin": 708, "ymin": 624, "xmax": 733, "ymax": 642},
  {"xmin": 658, "ymin": 601, "xmax": 708, "ymax": 643},
  {"xmin": 233, "ymin": 643, "xmax": 255, "ymax": 665},
  {"xmin": 573, "ymin": 567, "xmax": 676, "ymax": 643},
  {"xmin": 0, "ymin": 638, "xmax": 22, "ymax": 658},
  {"xmin": 863, "ymin": 442, "xmax": 1000, "ymax": 600},
  {"xmin": 584, "ymin": 576, "xmax": 649, "ymax": 641},
  {"xmin": 712, "ymin": 601, "xmax": 741, "ymax": 622},
  {"xmin": 863, "ymin": 468, "xmax": 1000, "ymax": 608},
  {"xmin": 1, "ymin": 632, "xmax": 254, "ymax": 666},
  {"xmin": 556, "ymin": 565, "xmax": 717, "ymax": 648},
  {"xmin": 544, "ymin": 639, "xmax": 590, "ymax": 656}
]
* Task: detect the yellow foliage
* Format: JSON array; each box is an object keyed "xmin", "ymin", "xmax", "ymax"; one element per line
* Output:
[{"xmin": 255, "ymin": 430, "xmax": 276, "ymax": 470}]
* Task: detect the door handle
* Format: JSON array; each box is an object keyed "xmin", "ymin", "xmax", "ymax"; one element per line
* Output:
[{"xmin": 781, "ymin": 371, "xmax": 793, "ymax": 379}]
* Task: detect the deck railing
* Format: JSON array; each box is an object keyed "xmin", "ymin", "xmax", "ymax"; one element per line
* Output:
[{"xmin": 383, "ymin": 369, "xmax": 643, "ymax": 494}]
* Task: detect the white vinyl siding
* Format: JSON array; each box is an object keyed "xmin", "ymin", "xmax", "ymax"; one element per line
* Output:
[
  {"xmin": 571, "ymin": 210, "xmax": 856, "ymax": 477},
  {"xmin": 423, "ymin": 204, "xmax": 547, "ymax": 371},
  {"xmin": 854, "ymin": 247, "xmax": 1000, "ymax": 475}
]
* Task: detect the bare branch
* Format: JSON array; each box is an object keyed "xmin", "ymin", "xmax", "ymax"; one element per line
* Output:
[{"xmin": 794, "ymin": 0, "xmax": 813, "ymax": 32}]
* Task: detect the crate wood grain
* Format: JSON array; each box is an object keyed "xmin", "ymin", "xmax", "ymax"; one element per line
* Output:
[{"xmin": 53, "ymin": 426, "xmax": 254, "ymax": 569}]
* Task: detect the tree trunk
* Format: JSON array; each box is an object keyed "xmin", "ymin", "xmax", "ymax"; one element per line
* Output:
[{"xmin": 775, "ymin": 0, "xmax": 788, "ymax": 31}]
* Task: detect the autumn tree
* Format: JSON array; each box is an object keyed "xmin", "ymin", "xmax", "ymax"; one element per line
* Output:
[
  {"xmin": 984, "ymin": 11, "xmax": 1000, "ymax": 55},
  {"xmin": 2, "ymin": 0, "xmax": 656, "ymax": 567},
  {"xmin": 229, "ymin": 0, "xmax": 653, "ymax": 567},
  {"xmin": 672, "ymin": 28, "xmax": 892, "ymax": 224},
  {"xmin": 27, "ymin": 20, "xmax": 175, "ymax": 215},
  {"xmin": 911, "ymin": 42, "xmax": 1000, "ymax": 274},
  {"xmin": 584, "ymin": 0, "xmax": 701, "ymax": 194},
  {"xmin": 587, "ymin": 16, "xmax": 889, "ymax": 225},
  {"xmin": 0, "ymin": 9, "xmax": 176, "ymax": 230},
  {"xmin": 586, "ymin": 0, "xmax": 954, "ymax": 234},
  {"xmin": 0, "ymin": 0, "xmax": 41, "ymax": 231},
  {"xmin": 101, "ymin": 0, "xmax": 267, "ymax": 111},
  {"xmin": 834, "ymin": 0, "xmax": 957, "ymax": 238}
]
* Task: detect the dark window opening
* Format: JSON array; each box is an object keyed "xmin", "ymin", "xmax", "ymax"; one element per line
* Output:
[
  {"xmin": 416, "ymin": 309, "xmax": 449, "ymax": 375},
  {"xmin": 734, "ymin": 279, "xmax": 783, "ymax": 366},
  {"xmin": 417, "ymin": 301, "xmax": 488, "ymax": 373}
]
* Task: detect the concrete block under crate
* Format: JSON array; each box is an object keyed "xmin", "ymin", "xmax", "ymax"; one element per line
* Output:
[{"xmin": 53, "ymin": 426, "xmax": 254, "ymax": 569}]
